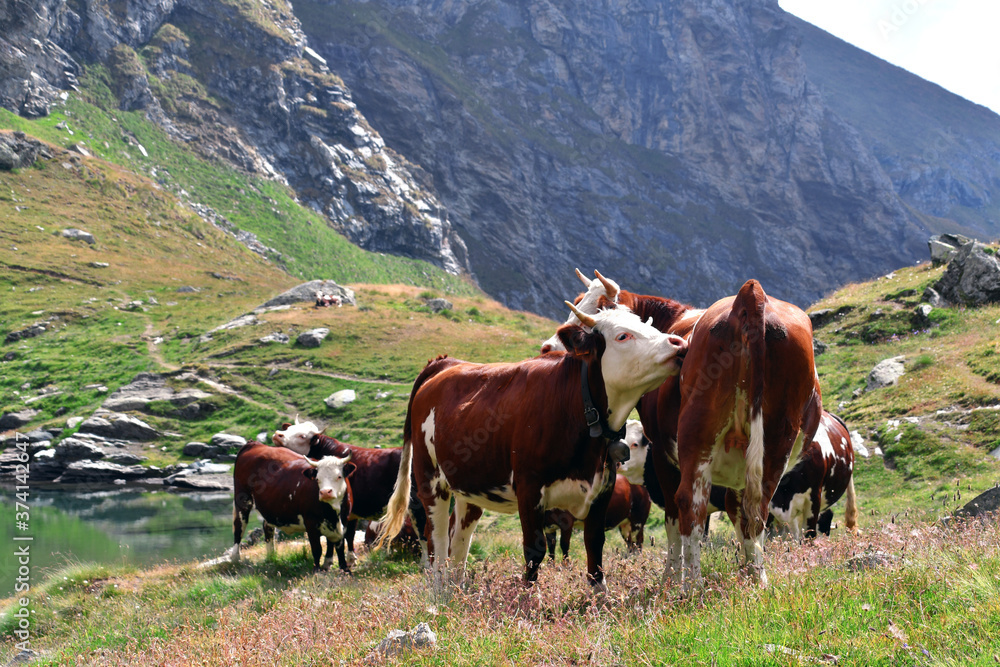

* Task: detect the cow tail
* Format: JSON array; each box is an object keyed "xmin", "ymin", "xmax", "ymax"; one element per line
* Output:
[
  {"xmin": 844, "ymin": 475, "xmax": 860, "ymax": 534},
  {"xmin": 375, "ymin": 430, "xmax": 414, "ymax": 553},
  {"xmin": 736, "ymin": 279, "xmax": 767, "ymax": 534}
]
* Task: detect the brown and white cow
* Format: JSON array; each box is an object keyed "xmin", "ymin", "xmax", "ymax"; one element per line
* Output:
[
  {"xmin": 767, "ymin": 411, "xmax": 858, "ymax": 539},
  {"xmin": 273, "ymin": 420, "xmax": 429, "ymax": 567},
  {"xmin": 231, "ymin": 442, "xmax": 355, "ymax": 571},
  {"xmin": 544, "ymin": 474, "xmax": 652, "ymax": 560},
  {"xmin": 550, "ymin": 270, "xmax": 822, "ymax": 590},
  {"xmin": 378, "ymin": 305, "xmax": 687, "ymax": 591}
]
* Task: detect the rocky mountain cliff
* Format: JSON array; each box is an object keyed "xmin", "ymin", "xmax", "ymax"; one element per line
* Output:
[
  {"xmin": 3, "ymin": 0, "xmax": 997, "ymax": 316},
  {"xmin": 296, "ymin": 0, "xmax": 942, "ymax": 314},
  {"xmin": 789, "ymin": 15, "xmax": 1000, "ymax": 240},
  {"xmin": 0, "ymin": 0, "xmax": 470, "ymax": 275}
]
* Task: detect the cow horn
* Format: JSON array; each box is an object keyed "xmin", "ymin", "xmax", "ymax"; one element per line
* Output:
[
  {"xmin": 593, "ymin": 270, "xmax": 620, "ymax": 301},
  {"xmin": 306, "ymin": 456, "xmax": 319, "ymax": 467},
  {"xmin": 564, "ymin": 300, "xmax": 597, "ymax": 328},
  {"xmin": 337, "ymin": 451, "xmax": 352, "ymax": 466},
  {"xmin": 294, "ymin": 414, "xmax": 300, "ymax": 425},
  {"xmin": 574, "ymin": 267, "xmax": 592, "ymax": 288}
]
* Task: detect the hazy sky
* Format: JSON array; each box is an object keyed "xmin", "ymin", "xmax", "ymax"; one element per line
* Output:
[{"xmin": 779, "ymin": 0, "xmax": 1000, "ymax": 116}]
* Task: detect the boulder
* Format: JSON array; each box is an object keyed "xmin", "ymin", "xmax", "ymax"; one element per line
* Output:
[
  {"xmin": 325, "ymin": 389, "xmax": 357, "ymax": 409},
  {"xmin": 176, "ymin": 286, "xmax": 199, "ymax": 293},
  {"xmin": 66, "ymin": 416, "xmax": 85, "ymax": 429},
  {"xmin": 953, "ymin": 486, "xmax": 1000, "ymax": 519},
  {"xmin": 77, "ymin": 412, "xmax": 160, "ymax": 441},
  {"xmin": 850, "ymin": 430, "xmax": 870, "ymax": 458},
  {"xmin": 210, "ymin": 433, "xmax": 247, "ymax": 450},
  {"xmin": 105, "ymin": 452, "xmax": 146, "ymax": 465},
  {"xmin": 54, "ymin": 437, "xmax": 106, "ymax": 461},
  {"xmin": 30, "ymin": 448, "xmax": 65, "ymax": 481},
  {"xmin": 368, "ymin": 623, "xmax": 437, "ymax": 661},
  {"xmin": 23, "ymin": 429, "xmax": 54, "ymax": 443},
  {"xmin": 297, "ymin": 328, "xmax": 330, "ymax": 348},
  {"xmin": 921, "ymin": 286, "xmax": 947, "ymax": 308},
  {"xmin": 812, "ymin": 338, "xmax": 828, "ymax": 356},
  {"xmin": 61, "ymin": 228, "xmax": 95, "ymax": 244},
  {"xmin": 55, "ymin": 459, "xmax": 149, "ymax": 484},
  {"xmin": 0, "ymin": 409, "xmax": 39, "ymax": 430},
  {"xmin": 260, "ymin": 333, "xmax": 290, "ymax": 344},
  {"xmin": 928, "ymin": 233, "xmax": 971, "ymax": 265},
  {"xmin": 257, "ymin": 280, "xmax": 356, "ymax": 309},
  {"xmin": 102, "ymin": 397, "xmax": 150, "ymax": 412},
  {"xmin": 4, "ymin": 323, "xmax": 47, "ymax": 343},
  {"xmin": 209, "ymin": 314, "xmax": 258, "ymax": 333},
  {"xmin": 425, "ymin": 298, "xmax": 453, "ymax": 313},
  {"xmin": 934, "ymin": 242, "xmax": 1000, "ymax": 306},
  {"xmin": 866, "ymin": 356, "xmax": 905, "ymax": 391},
  {"xmin": 913, "ymin": 304, "xmax": 934, "ymax": 328},
  {"xmin": 182, "ymin": 442, "xmax": 218, "ymax": 458},
  {"xmin": 164, "ymin": 475, "xmax": 231, "ymax": 491}
]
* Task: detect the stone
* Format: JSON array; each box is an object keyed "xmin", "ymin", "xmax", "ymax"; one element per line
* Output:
[
  {"xmin": 956, "ymin": 486, "xmax": 1000, "ymax": 518},
  {"xmin": 210, "ymin": 433, "xmax": 247, "ymax": 450},
  {"xmin": 66, "ymin": 416, "xmax": 85, "ymax": 429},
  {"xmin": 183, "ymin": 442, "xmax": 217, "ymax": 458},
  {"xmin": 297, "ymin": 328, "xmax": 330, "ymax": 348},
  {"xmin": 369, "ymin": 622, "xmax": 437, "ymax": 661},
  {"xmin": 850, "ymin": 431, "xmax": 870, "ymax": 458},
  {"xmin": 54, "ymin": 437, "xmax": 106, "ymax": 462},
  {"xmin": 260, "ymin": 333, "xmax": 290, "ymax": 344},
  {"xmin": 913, "ymin": 304, "xmax": 934, "ymax": 328},
  {"xmin": 257, "ymin": 280, "xmax": 356, "ymax": 309},
  {"xmin": 812, "ymin": 338, "xmax": 828, "ymax": 356},
  {"xmin": 102, "ymin": 397, "xmax": 150, "ymax": 412},
  {"xmin": 29, "ymin": 448, "xmax": 63, "ymax": 481},
  {"xmin": 23, "ymin": 429, "xmax": 53, "ymax": 443},
  {"xmin": 928, "ymin": 233, "xmax": 971, "ymax": 265},
  {"xmin": 921, "ymin": 286, "xmax": 947, "ymax": 308},
  {"xmin": 0, "ymin": 409, "xmax": 39, "ymax": 430},
  {"xmin": 425, "ymin": 298, "xmax": 452, "ymax": 313},
  {"xmin": 105, "ymin": 452, "xmax": 146, "ymax": 465},
  {"xmin": 62, "ymin": 228, "xmax": 95, "ymax": 244},
  {"xmin": 177, "ymin": 286, "xmax": 199, "ymax": 293},
  {"xmin": 209, "ymin": 314, "xmax": 258, "ymax": 333},
  {"xmin": 934, "ymin": 242, "xmax": 1000, "ymax": 306},
  {"xmin": 325, "ymin": 389, "xmax": 357, "ymax": 409},
  {"xmin": 90, "ymin": 261, "xmax": 109, "ymax": 268},
  {"xmin": 164, "ymin": 475, "xmax": 231, "ymax": 491},
  {"xmin": 845, "ymin": 551, "xmax": 899, "ymax": 572},
  {"xmin": 55, "ymin": 459, "xmax": 149, "ymax": 484},
  {"xmin": 866, "ymin": 356, "xmax": 905, "ymax": 391},
  {"xmin": 77, "ymin": 413, "xmax": 160, "ymax": 441},
  {"xmin": 5, "ymin": 323, "xmax": 47, "ymax": 343}
]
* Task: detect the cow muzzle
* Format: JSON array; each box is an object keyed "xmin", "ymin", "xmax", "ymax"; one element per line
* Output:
[
  {"xmin": 319, "ymin": 488, "xmax": 335, "ymax": 502},
  {"xmin": 608, "ymin": 439, "xmax": 630, "ymax": 466}
]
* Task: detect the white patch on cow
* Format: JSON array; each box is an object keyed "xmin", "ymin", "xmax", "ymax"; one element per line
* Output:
[
  {"xmin": 540, "ymin": 467, "xmax": 608, "ymax": 519},
  {"xmin": 691, "ymin": 460, "xmax": 712, "ymax": 512},
  {"xmin": 460, "ymin": 486, "xmax": 517, "ymax": 513},
  {"xmin": 770, "ymin": 489, "xmax": 813, "ymax": 540},
  {"xmin": 745, "ymin": 412, "xmax": 765, "ymax": 503},
  {"xmin": 312, "ymin": 455, "xmax": 352, "ymax": 511},
  {"xmin": 618, "ymin": 420, "xmax": 647, "ymax": 485},
  {"xmin": 422, "ymin": 408, "xmax": 437, "ymax": 468},
  {"xmin": 662, "ymin": 517, "xmax": 682, "ymax": 586},
  {"xmin": 816, "ymin": 415, "xmax": 837, "ymax": 462},
  {"xmin": 449, "ymin": 497, "xmax": 480, "ymax": 579}
]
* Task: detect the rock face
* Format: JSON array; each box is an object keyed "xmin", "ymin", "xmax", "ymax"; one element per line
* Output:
[
  {"xmin": 0, "ymin": 131, "xmax": 51, "ymax": 169},
  {"xmin": 934, "ymin": 242, "xmax": 1000, "ymax": 306},
  {"xmin": 307, "ymin": 0, "xmax": 929, "ymax": 315}
]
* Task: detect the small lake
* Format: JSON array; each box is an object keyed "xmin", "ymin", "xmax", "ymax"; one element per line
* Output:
[{"xmin": 0, "ymin": 485, "xmax": 243, "ymax": 596}]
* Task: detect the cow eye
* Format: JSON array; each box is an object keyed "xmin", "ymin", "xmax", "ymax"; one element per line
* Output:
[{"xmin": 616, "ymin": 332, "xmax": 633, "ymax": 342}]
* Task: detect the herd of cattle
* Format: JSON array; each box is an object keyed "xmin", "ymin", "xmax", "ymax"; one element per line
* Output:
[{"xmin": 227, "ymin": 270, "xmax": 858, "ymax": 594}]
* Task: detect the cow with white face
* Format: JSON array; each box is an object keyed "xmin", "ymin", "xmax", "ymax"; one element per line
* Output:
[
  {"xmin": 541, "ymin": 269, "xmax": 623, "ymax": 354},
  {"xmin": 378, "ymin": 302, "xmax": 686, "ymax": 592},
  {"xmin": 231, "ymin": 441, "xmax": 356, "ymax": 571},
  {"xmin": 617, "ymin": 420, "xmax": 648, "ymax": 486}
]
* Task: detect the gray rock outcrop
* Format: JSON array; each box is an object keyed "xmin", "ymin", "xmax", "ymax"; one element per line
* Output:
[
  {"xmin": 957, "ymin": 487, "xmax": 1000, "ymax": 518},
  {"xmin": 0, "ymin": 131, "xmax": 51, "ymax": 169},
  {"xmin": 0, "ymin": 409, "xmax": 39, "ymax": 430},
  {"xmin": 54, "ymin": 437, "xmax": 106, "ymax": 462},
  {"xmin": 425, "ymin": 298, "xmax": 453, "ymax": 313},
  {"xmin": 210, "ymin": 433, "xmax": 246, "ymax": 450},
  {"xmin": 867, "ymin": 356, "xmax": 906, "ymax": 391},
  {"xmin": 5, "ymin": 323, "xmax": 47, "ymax": 343},
  {"xmin": 934, "ymin": 242, "xmax": 1000, "ymax": 306},
  {"xmin": 258, "ymin": 281, "xmax": 356, "ymax": 309},
  {"xmin": 928, "ymin": 234, "xmax": 972, "ymax": 265},
  {"xmin": 55, "ymin": 459, "xmax": 149, "ymax": 484},
  {"xmin": 77, "ymin": 412, "xmax": 160, "ymax": 441},
  {"xmin": 61, "ymin": 228, "xmax": 95, "ymax": 244},
  {"xmin": 297, "ymin": 328, "xmax": 330, "ymax": 348}
]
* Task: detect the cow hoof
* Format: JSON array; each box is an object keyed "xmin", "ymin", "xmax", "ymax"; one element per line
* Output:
[
  {"xmin": 346, "ymin": 552, "xmax": 358, "ymax": 566},
  {"xmin": 589, "ymin": 579, "xmax": 609, "ymax": 596}
]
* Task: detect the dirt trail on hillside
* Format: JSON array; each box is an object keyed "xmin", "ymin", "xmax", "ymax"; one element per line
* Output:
[{"xmin": 206, "ymin": 361, "xmax": 405, "ymax": 386}]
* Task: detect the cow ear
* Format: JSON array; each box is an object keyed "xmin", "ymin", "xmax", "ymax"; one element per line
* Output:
[
  {"xmin": 558, "ymin": 324, "xmax": 597, "ymax": 360},
  {"xmin": 344, "ymin": 462, "xmax": 357, "ymax": 479},
  {"xmin": 303, "ymin": 467, "xmax": 318, "ymax": 480},
  {"xmin": 281, "ymin": 423, "xmax": 291, "ymax": 430}
]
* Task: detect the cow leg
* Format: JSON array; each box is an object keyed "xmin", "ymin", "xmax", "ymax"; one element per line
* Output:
[
  {"xmin": 343, "ymin": 518, "xmax": 358, "ymax": 567},
  {"xmin": 449, "ymin": 498, "xmax": 483, "ymax": 583},
  {"xmin": 662, "ymin": 513, "xmax": 682, "ymax": 586},
  {"xmin": 544, "ymin": 524, "xmax": 557, "ymax": 561},
  {"xmin": 231, "ymin": 494, "xmax": 253, "ymax": 563},
  {"xmin": 409, "ymin": 485, "xmax": 430, "ymax": 569},
  {"xmin": 583, "ymin": 483, "xmax": 614, "ymax": 593},
  {"xmin": 305, "ymin": 525, "xmax": 324, "ymax": 571},
  {"xmin": 674, "ymin": 454, "xmax": 712, "ymax": 594},
  {"xmin": 263, "ymin": 522, "xmax": 276, "ymax": 559},
  {"xmin": 633, "ymin": 521, "xmax": 645, "ymax": 553},
  {"xmin": 817, "ymin": 509, "xmax": 834, "ymax": 536},
  {"xmin": 516, "ymin": 488, "xmax": 547, "ymax": 586},
  {"xmin": 559, "ymin": 515, "xmax": 572, "ymax": 561},
  {"xmin": 333, "ymin": 536, "xmax": 350, "ymax": 572},
  {"xmin": 805, "ymin": 486, "xmax": 823, "ymax": 539},
  {"xmin": 653, "ymin": 455, "xmax": 684, "ymax": 586},
  {"xmin": 423, "ymin": 484, "xmax": 452, "ymax": 591}
]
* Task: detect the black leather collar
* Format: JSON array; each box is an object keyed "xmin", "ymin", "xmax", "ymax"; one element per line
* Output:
[{"xmin": 581, "ymin": 360, "xmax": 627, "ymax": 441}]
